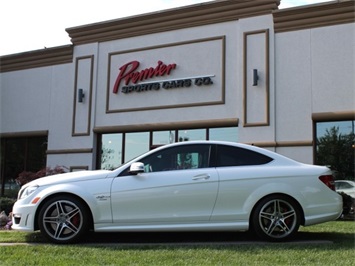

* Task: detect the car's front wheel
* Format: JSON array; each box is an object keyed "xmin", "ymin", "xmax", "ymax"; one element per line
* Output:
[
  {"xmin": 38, "ymin": 195, "xmax": 89, "ymax": 244},
  {"xmin": 251, "ymin": 195, "xmax": 301, "ymax": 242}
]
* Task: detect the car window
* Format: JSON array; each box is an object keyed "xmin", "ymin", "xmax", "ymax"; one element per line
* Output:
[
  {"xmin": 336, "ymin": 182, "xmax": 352, "ymax": 189},
  {"xmin": 344, "ymin": 182, "xmax": 354, "ymax": 189},
  {"xmin": 335, "ymin": 182, "xmax": 342, "ymax": 189},
  {"xmin": 336, "ymin": 182, "xmax": 342, "ymax": 189},
  {"xmin": 141, "ymin": 144, "xmax": 211, "ymax": 172},
  {"xmin": 118, "ymin": 144, "xmax": 212, "ymax": 176},
  {"xmin": 216, "ymin": 145, "xmax": 272, "ymax": 167}
]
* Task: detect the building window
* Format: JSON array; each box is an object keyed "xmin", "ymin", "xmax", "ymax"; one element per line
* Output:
[
  {"xmin": 315, "ymin": 120, "xmax": 355, "ymax": 180},
  {"xmin": 124, "ymin": 132, "xmax": 150, "ymax": 162},
  {"xmin": 178, "ymin": 129, "xmax": 206, "ymax": 142},
  {"xmin": 98, "ymin": 126, "xmax": 238, "ymax": 169},
  {"xmin": 152, "ymin": 131, "xmax": 175, "ymax": 147},
  {"xmin": 209, "ymin": 127, "xmax": 238, "ymax": 142},
  {"xmin": 0, "ymin": 136, "xmax": 47, "ymax": 197},
  {"xmin": 101, "ymin": 133, "xmax": 123, "ymax": 170}
]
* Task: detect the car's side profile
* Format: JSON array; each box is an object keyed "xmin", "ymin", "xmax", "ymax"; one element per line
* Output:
[{"xmin": 12, "ymin": 141, "xmax": 343, "ymax": 244}]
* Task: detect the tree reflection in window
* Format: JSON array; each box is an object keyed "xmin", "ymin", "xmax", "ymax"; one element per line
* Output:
[{"xmin": 316, "ymin": 121, "xmax": 355, "ymax": 180}]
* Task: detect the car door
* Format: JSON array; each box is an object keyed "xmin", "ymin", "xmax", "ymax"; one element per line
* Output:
[{"xmin": 110, "ymin": 144, "xmax": 219, "ymax": 225}]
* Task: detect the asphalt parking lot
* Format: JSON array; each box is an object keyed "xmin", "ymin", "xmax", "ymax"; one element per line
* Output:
[
  {"xmin": 4, "ymin": 218, "xmax": 354, "ymax": 246},
  {"xmin": 50, "ymin": 231, "xmax": 333, "ymax": 246},
  {"xmin": 0, "ymin": 232, "xmax": 333, "ymax": 246}
]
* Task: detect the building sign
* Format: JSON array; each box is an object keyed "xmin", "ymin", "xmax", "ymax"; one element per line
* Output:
[
  {"xmin": 113, "ymin": 60, "xmax": 214, "ymax": 94},
  {"xmin": 106, "ymin": 36, "xmax": 225, "ymax": 113},
  {"xmin": 113, "ymin": 60, "xmax": 176, "ymax": 93}
]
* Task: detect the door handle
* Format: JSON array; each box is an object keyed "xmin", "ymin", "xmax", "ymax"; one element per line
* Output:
[{"xmin": 192, "ymin": 174, "xmax": 210, "ymax": 180}]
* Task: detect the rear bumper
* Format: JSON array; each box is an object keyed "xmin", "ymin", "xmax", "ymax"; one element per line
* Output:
[{"xmin": 304, "ymin": 198, "xmax": 343, "ymax": 226}]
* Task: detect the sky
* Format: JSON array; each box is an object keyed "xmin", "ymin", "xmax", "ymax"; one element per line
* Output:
[{"xmin": 0, "ymin": 0, "xmax": 330, "ymax": 56}]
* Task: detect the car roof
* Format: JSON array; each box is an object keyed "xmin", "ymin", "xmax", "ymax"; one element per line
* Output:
[
  {"xmin": 112, "ymin": 140, "xmax": 306, "ymax": 174},
  {"xmin": 155, "ymin": 140, "xmax": 281, "ymax": 155}
]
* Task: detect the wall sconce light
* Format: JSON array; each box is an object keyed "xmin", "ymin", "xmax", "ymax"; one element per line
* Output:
[
  {"xmin": 78, "ymin": 88, "xmax": 85, "ymax": 103},
  {"xmin": 252, "ymin": 69, "xmax": 259, "ymax": 86}
]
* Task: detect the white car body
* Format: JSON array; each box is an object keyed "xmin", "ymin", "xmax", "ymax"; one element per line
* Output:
[{"xmin": 12, "ymin": 141, "xmax": 342, "ymax": 243}]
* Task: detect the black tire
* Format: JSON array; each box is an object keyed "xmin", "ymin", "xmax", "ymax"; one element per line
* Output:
[
  {"xmin": 38, "ymin": 195, "xmax": 89, "ymax": 244},
  {"xmin": 251, "ymin": 195, "xmax": 301, "ymax": 242}
]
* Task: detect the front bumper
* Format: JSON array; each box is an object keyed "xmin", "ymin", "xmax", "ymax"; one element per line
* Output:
[{"xmin": 12, "ymin": 201, "xmax": 38, "ymax": 232}]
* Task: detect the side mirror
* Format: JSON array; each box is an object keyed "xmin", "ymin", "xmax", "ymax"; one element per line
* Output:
[{"xmin": 129, "ymin": 162, "xmax": 145, "ymax": 175}]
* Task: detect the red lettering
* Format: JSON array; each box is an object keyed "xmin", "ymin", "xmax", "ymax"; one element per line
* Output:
[
  {"xmin": 112, "ymin": 60, "xmax": 177, "ymax": 93},
  {"xmin": 165, "ymin": 64, "xmax": 176, "ymax": 75},
  {"xmin": 113, "ymin": 61, "xmax": 140, "ymax": 93},
  {"xmin": 158, "ymin": 64, "xmax": 167, "ymax": 75}
]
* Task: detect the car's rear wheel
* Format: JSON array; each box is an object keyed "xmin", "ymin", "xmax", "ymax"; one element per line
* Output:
[
  {"xmin": 38, "ymin": 195, "xmax": 89, "ymax": 244},
  {"xmin": 251, "ymin": 195, "xmax": 301, "ymax": 242}
]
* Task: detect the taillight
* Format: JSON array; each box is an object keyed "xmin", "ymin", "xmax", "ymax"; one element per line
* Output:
[{"xmin": 319, "ymin": 175, "xmax": 335, "ymax": 191}]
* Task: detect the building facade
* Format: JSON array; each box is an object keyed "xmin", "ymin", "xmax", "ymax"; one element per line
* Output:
[{"xmin": 1, "ymin": 0, "xmax": 354, "ymax": 197}]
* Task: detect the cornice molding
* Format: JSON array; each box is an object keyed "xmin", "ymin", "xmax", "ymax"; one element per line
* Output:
[
  {"xmin": 312, "ymin": 110, "xmax": 355, "ymax": 122},
  {"xmin": 93, "ymin": 118, "xmax": 239, "ymax": 133},
  {"xmin": 66, "ymin": 0, "xmax": 280, "ymax": 45},
  {"xmin": 273, "ymin": 0, "xmax": 355, "ymax": 33},
  {"xmin": 1, "ymin": 1, "xmax": 353, "ymax": 72},
  {"xmin": 0, "ymin": 45, "xmax": 73, "ymax": 73},
  {"xmin": 46, "ymin": 148, "xmax": 93, "ymax": 155},
  {"xmin": 0, "ymin": 130, "xmax": 48, "ymax": 138}
]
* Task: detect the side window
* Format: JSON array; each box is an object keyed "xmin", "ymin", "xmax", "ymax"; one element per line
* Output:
[
  {"xmin": 141, "ymin": 144, "xmax": 211, "ymax": 173},
  {"xmin": 216, "ymin": 145, "xmax": 272, "ymax": 167},
  {"xmin": 344, "ymin": 183, "xmax": 353, "ymax": 189},
  {"xmin": 339, "ymin": 182, "xmax": 352, "ymax": 189}
]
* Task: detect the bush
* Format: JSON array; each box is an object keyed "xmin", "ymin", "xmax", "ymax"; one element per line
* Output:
[
  {"xmin": 0, "ymin": 210, "xmax": 12, "ymax": 230},
  {"xmin": 0, "ymin": 197, "xmax": 16, "ymax": 229},
  {"xmin": 0, "ymin": 197, "xmax": 16, "ymax": 214}
]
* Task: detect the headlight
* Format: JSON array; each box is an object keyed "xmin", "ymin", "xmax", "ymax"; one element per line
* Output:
[{"xmin": 19, "ymin": 185, "xmax": 39, "ymax": 200}]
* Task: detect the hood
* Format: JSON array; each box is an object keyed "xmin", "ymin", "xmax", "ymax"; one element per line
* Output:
[{"xmin": 23, "ymin": 170, "xmax": 112, "ymax": 188}]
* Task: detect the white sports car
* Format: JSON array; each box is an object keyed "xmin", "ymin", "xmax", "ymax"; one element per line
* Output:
[{"xmin": 12, "ymin": 141, "xmax": 342, "ymax": 244}]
